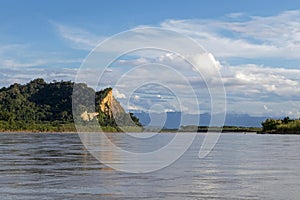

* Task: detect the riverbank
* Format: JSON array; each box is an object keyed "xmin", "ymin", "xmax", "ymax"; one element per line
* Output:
[
  {"xmin": 261, "ymin": 117, "xmax": 300, "ymax": 134},
  {"xmin": 0, "ymin": 126, "xmax": 261, "ymax": 133},
  {"xmin": 2, "ymin": 124, "xmax": 300, "ymax": 134}
]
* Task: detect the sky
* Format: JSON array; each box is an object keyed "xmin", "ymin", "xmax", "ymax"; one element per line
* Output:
[{"xmin": 1, "ymin": 0, "xmax": 300, "ymax": 118}]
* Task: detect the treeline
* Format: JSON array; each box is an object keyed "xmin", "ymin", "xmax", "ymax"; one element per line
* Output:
[
  {"xmin": 261, "ymin": 117, "xmax": 300, "ymax": 134},
  {"xmin": 178, "ymin": 125, "xmax": 261, "ymax": 133},
  {"xmin": 0, "ymin": 79, "xmax": 141, "ymax": 132}
]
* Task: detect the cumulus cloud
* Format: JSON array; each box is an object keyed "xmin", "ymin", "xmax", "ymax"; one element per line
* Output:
[
  {"xmin": 113, "ymin": 89, "xmax": 126, "ymax": 99},
  {"xmin": 106, "ymin": 52, "xmax": 300, "ymax": 117},
  {"xmin": 221, "ymin": 64, "xmax": 300, "ymax": 117},
  {"xmin": 222, "ymin": 64, "xmax": 300, "ymax": 97},
  {"xmin": 2, "ymin": 11, "xmax": 299, "ymax": 117}
]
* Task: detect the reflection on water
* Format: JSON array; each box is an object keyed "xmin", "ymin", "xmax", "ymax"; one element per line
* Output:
[
  {"xmin": 0, "ymin": 133, "xmax": 299, "ymax": 199},
  {"xmin": 79, "ymin": 132, "xmax": 197, "ymax": 173}
]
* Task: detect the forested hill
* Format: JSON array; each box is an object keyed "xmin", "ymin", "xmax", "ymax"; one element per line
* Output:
[{"xmin": 0, "ymin": 79, "xmax": 141, "ymax": 132}]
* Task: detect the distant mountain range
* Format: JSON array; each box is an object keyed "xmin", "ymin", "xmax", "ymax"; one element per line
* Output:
[{"xmin": 133, "ymin": 111, "xmax": 268, "ymax": 128}]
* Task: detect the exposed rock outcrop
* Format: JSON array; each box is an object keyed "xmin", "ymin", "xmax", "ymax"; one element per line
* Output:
[
  {"xmin": 79, "ymin": 88, "xmax": 142, "ymax": 130},
  {"xmin": 80, "ymin": 111, "xmax": 99, "ymax": 121},
  {"xmin": 100, "ymin": 88, "xmax": 125, "ymax": 118}
]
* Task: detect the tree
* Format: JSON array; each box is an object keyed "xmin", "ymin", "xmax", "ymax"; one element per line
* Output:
[
  {"xmin": 283, "ymin": 116, "xmax": 290, "ymax": 124},
  {"xmin": 261, "ymin": 118, "xmax": 281, "ymax": 132},
  {"xmin": 0, "ymin": 79, "xmax": 142, "ymax": 132}
]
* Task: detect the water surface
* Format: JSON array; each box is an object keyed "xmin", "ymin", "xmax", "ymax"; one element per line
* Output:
[{"xmin": 0, "ymin": 133, "xmax": 299, "ymax": 200}]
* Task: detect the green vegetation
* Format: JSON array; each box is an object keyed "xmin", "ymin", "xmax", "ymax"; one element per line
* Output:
[
  {"xmin": 2, "ymin": 78, "xmax": 298, "ymax": 134},
  {"xmin": 0, "ymin": 79, "xmax": 142, "ymax": 132},
  {"xmin": 179, "ymin": 125, "xmax": 261, "ymax": 133},
  {"xmin": 261, "ymin": 117, "xmax": 300, "ymax": 134}
]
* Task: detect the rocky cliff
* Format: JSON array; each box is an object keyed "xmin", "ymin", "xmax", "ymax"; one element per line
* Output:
[
  {"xmin": 100, "ymin": 88, "xmax": 125, "ymax": 118},
  {"xmin": 80, "ymin": 87, "xmax": 141, "ymax": 128}
]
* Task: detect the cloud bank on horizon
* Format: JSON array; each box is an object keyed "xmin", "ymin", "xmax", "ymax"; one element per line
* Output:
[{"xmin": 0, "ymin": 7, "xmax": 300, "ymax": 118}]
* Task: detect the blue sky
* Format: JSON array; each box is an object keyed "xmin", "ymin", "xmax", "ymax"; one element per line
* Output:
[{"xmin": 1, "ymin": 0, "xmax": 300, "ymax": 118}]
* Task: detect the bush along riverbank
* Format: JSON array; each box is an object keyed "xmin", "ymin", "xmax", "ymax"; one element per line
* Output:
[{"xmin": 259, "ymin": 117, "xmax": 300, "ymax": 134}]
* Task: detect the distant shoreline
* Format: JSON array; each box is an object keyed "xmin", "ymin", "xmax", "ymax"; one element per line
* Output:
[
  {"xmin": 1, "ymin": 131, "xmax": 300, "ymax": 135},
  {"xmin": 1, "ymin": 130, "xmax": 300, "ymax": 135},
  {"xmin": 2, "ymin": 125, "xmax": 300, "ymax": 135}
]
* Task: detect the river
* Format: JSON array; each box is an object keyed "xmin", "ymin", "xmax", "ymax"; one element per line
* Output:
[{"xmin": 0, "ymin": 132, "xmax": 299, "ymax": 200}]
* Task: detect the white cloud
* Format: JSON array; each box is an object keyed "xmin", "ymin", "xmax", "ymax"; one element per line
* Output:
[
  {"xmin": 51, "ymin": 21, "xmax": 103, "ymax": 50},
  {"xmin": 113, "ymin": 89, "xmax": 126, "ymax": 99},
  {"xmin": 92, "ymin": 44, "xmax": 300, "ymax": 117},
  {"xmin": 0, "ymin": 67, "xmax": 78, "ymax": 87},
  {"xmin": 0, "ymin": 44, "xmax": 28, "ymax": 53},
  {"xmin": 51, "ymin": 10, "xmax": 300, "ymax": 60},
  {"xmin": 133, "ymin": 95, "xmax": 140, "ymax": 100},
  {"xmin": 0, "ymin": 42, "xmax": 82, "ymax": 87},
  {"xmin": 127, "ymin": 104, "xmax": 143, "ymax": 111},
  {"xmin": 52, "ymin": 10, "xmax": 300, "ymax": 66},
  {"xmin": 160, "ymin": 10, "xmax": 300, "ymax": 59},
  {"xmin": 2, "ymin": 11, "xmax": 299, "ymax": 118},
  {"xmin": 107, "ymin": 54, "xmax": 300, "ymax": 117},
  {"xmin": 221, "ymin": 64, "xmax": 300, "ymax": 117},
  {"xmin": 225, "ymin": 12, "xmax": 246, "ymax": 19},
  {"xmin": 0, "ymin": 41, "xmax": 82, "ymax": 72},
  {"xmin": 0, "ymin": 58, "xmax": 81, "ymax": 68},
  {"xmin": 222, "ymin": 64, "xmax": 300, "ymax": 97},
  {"xmin": 118, "ymin": 57, "xmax": 149, "ymax": 66}
]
